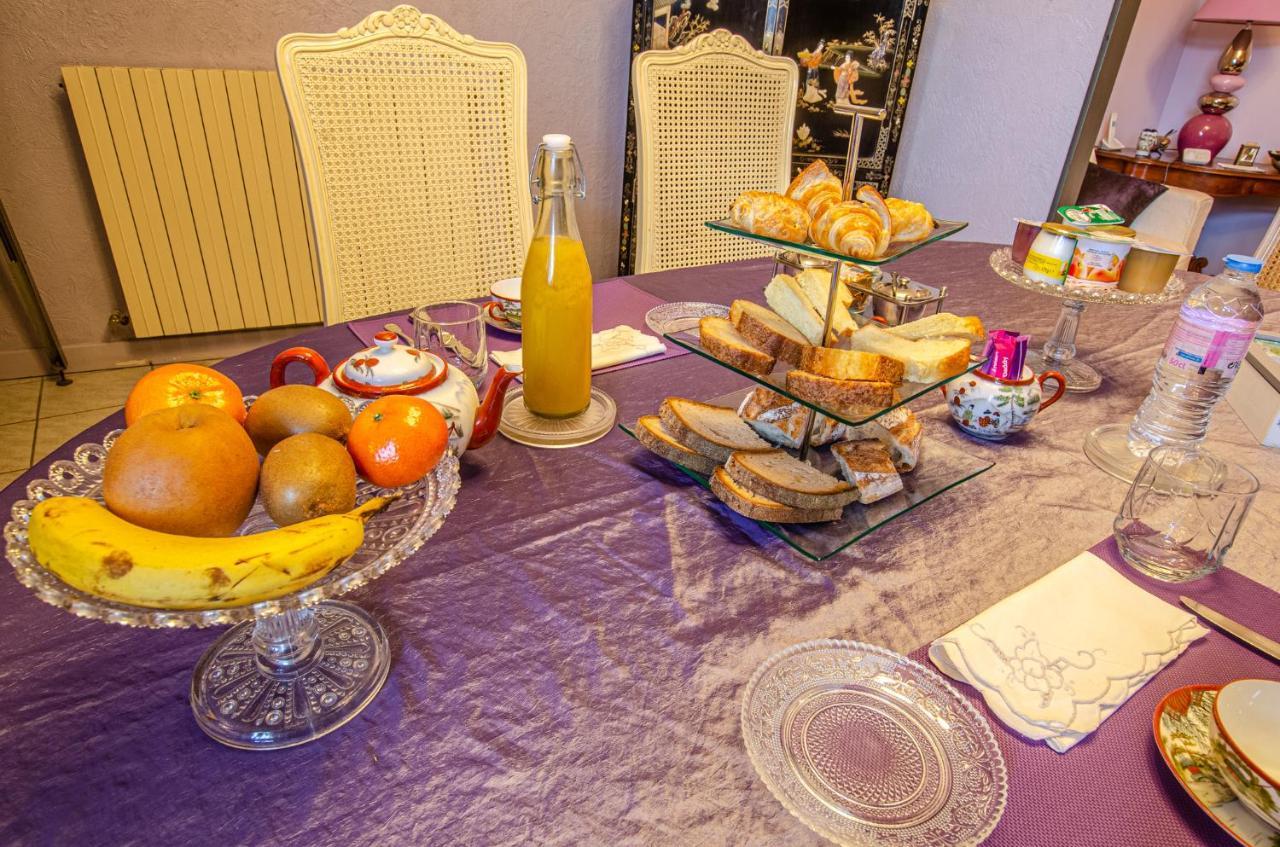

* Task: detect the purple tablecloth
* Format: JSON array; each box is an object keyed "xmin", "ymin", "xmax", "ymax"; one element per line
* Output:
[{"xmin": 1, "ymin": 244, "xmax": 1277, "ymax": 846}]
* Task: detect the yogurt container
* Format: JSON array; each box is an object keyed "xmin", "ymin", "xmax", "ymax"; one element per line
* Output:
[
  {"xmin": 1022, "ymin": 223, "xmax": 1078, "ymax": 284},
  {"xmin": 1066, "ymin": 226, "xmax": 1134, "ymax": 289}
]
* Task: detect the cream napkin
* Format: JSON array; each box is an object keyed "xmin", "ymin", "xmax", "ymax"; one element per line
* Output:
[
  {"xmin": 929, "ymin": 552, "xmax": 1207, "ymax": 752},
  {"xmin": 489, "ymin": 325, "xmax": 666, "ymax": 372}
]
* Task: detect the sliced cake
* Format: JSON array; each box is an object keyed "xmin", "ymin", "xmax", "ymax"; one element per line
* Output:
[
  {"xmin": 798, "ymin": 346, "xmax": 905, "ymax": 384},
  {"xmin": 729, "ymin": 300, "xmax": 810, "ymax": 367},
  {"xmin": 845, "ymin": 324, "xmax": 970, "ymax": 383},
  {"xmin": 710, "ymin": 466, "xmax": 843, "ymax": 524},
  {"xmin": 699, "ymin": 316, "xmax": 775, "ymax": 375},
  {"xmin": 658, "ymin": 397, "xmax": 772, "ymax": 463},
  {"xmin": 635, "ymin": 415, "xmax": 720, "ymax": 475},
  {"xmin": 764, "ymin": 274, "xmax": 826, "ymax": 346},
  {"xmin": 725, "ymin": 449, "xmax": 859, "ymax": 510},
  {"xmin": 831, "ymin": 440, "xmax": 904, "ymax": 504},
  {"xmin": 737, "ymin": 387, "xmax": 843, "ymax": 449},
  {"xmin": 794, "ymin": 268, "xmax": 859, "ymax": 340},
  {"xmin": 883, "ymin": 312, "xmax": 986, "ymax": 343},
  {"xmin": 842, "ymin": 407, "xmax": 924, "ymax": 472}
]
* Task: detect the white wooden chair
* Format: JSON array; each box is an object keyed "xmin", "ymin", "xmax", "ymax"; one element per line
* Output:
[
  {"xmin": 277, "ymin": 6, "xmax": 532, "ymax": 322},
  {"xmin": 631, "ymin": 30, "xmax": 798, "ymax": 274}
]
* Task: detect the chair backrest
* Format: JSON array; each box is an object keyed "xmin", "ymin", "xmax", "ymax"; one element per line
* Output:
[
  {"xmin": 277, "ymin": 6, "xmax": 532, "ymax": 323},
  {"xmin": 1257, "ymin": 208, "xmax": 1280, "ymax": 291},
  {"xmin": 631, "ymin": 30, "xmax": 798, "ymax": 274}
]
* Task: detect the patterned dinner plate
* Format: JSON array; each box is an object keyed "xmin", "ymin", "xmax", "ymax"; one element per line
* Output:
[
  {"xmin": 741, "ymin": 640, "xmax": 1007, "ymax": 847},
  {"xmin": 643, "ymin": 301, "xmax": 728, "ymax": 338},
  {"xmin": 1153, "ymin": 685, "xmax": 1280, "ymax": 847}
]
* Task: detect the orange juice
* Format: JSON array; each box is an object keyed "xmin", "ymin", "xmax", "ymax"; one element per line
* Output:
[{"xmin": 521, "ymin": 235, "xmax": 593, "ymax": 417}]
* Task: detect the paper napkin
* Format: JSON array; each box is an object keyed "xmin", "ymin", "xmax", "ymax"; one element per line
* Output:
[
  {"xmin": 489, "ymin": 325, "xmax": 666, "ymax": 373},
  {"xmin": 929, "ymin": 552, "xmax": 1208, "ymax": 752}
]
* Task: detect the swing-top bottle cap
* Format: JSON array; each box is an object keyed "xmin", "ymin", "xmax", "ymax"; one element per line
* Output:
[{"xmin": 542, "ymin": 133, "xmax": 572, "ymax": 151}]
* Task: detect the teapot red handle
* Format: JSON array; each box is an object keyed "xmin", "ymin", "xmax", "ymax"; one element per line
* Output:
[
  {"xmin": 1037, "ymin": 370, "xmax": 1066, "ymax": 411},
  {"xmin": 270, "ymin": 347, "xmax": 331, "ymax": 388}
]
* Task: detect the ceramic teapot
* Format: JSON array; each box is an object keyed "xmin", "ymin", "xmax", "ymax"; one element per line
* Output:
[
  {"xmin": 270, "ymin": 332, "xmax": 518, "ymax": 454},
  {"xmin": 940, "ymin": 366, "xmax": 1066, "ymax": 441}
]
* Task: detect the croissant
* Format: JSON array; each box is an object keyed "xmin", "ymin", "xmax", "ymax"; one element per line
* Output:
[
  {"xmin": 786, "ymin": 160, "xmax": 843, "ymax": 221},
  {"xmin": 730, "ymin": 191, "xmax": 810, "ymax": 243},
  {"xmin": 811, "ymin": 201, "xmax": 885, "ymax": 260},
  {"xmin": 854, "ymin": 185, "xmax": 893, "ymax": 256},
  {"xmin": 885, "ymin": 197, "xmax": 935, "ymax": 243}
]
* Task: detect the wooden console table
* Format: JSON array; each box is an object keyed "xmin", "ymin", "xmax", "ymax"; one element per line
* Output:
[{"xmin": 1095, "ymin": 148, "xmax": 1280, "ymax": 198}]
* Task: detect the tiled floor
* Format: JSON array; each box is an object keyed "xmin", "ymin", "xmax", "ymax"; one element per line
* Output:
[{"xmin": 0, "ymin": 359, "xmax": 222, "ymax": 487}]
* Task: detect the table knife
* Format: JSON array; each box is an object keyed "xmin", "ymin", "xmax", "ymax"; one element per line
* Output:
[{"xmin": 1181, "ymin": 596, "xmax": 1280, "ymax": 663}]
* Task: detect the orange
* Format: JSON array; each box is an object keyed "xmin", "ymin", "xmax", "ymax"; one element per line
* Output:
[
  {"xmin": 347, "ymin": 396, "xmax": 448, "ymax": 488},
  {"xmin": 125, "ymin": 363, "xmax": 246, "ymax": 426}
]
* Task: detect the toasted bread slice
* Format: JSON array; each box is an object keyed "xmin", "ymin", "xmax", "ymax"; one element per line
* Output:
[
  {"xmin": 710, "ymin": 466, "xmax": 843, "ymax": 524},
  {"xmin": 729, "ymin": 300, "xmax": 810, "ymax": 367},
  {"xmin": 784, "ymin": 370, "xmax": 896, "ymax": 418},
  {"xmin": 831, "ymin": 440, "xmax": 904, "ymax": 504},
  {"xmin": 737, "ymin": 387, "xmax": 843, "ymax": 449},
  {"xmin": 635, "ymin": 415, "xmax": 720, "ymax": 475},
  {"xmin": 658, "ymin": 397, "xmax": 772, "ymax": 463},
  {"xmin": 764, "ymin": 274, "xmax": 825, "ymax": 346},
  {"xmin": 846, "ymin": 325, "xmax": 969, "ymax": 383},
  {"xmin": 799, "ymin": 346, "xmax": 904, "ymax": 384},
  {"xmin": 794, "ymin": 268, "xmax": 858, "ymax": 340},
  {"xmin": 883, "ymin": 313, "xmax": 986, "ymax": 343},
  {"xmin": 725, "ymin": 450, "xmax": 858, "ymax": 510},
  {"xmin": 699, "ymin": 316, "xmax": 775, "ymax": 375}
]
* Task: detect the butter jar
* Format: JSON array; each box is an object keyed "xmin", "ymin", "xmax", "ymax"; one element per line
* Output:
[{"xmin": 1022, "ymin": 223, "xmax": 1078, "ymax": 284}]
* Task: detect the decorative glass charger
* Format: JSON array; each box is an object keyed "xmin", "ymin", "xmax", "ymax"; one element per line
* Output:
[
  {"xmin": 705, "ymin": 218, "xmax": 969, "ymax": 265},
  {"xmin": 643, "ymin": 301, "xmax": 729, "ymax": 338},
  {"xmin": 619, "ymin": 388, "xmax": 993, "ymax": 562},
  {"xmin": 988, "ymin": 247, "xmax": 1187, "ymax": 393},
  {"xmin": 499, "ymin": 386, "xmax": 617, "ymax": 449},
  {"xmin": 741, "ymin": 640, "xmax": 1007, "ymax": 847},
  {"xmin": 4, "ymin": 420, "xmax": 461, "ymax": 750}
]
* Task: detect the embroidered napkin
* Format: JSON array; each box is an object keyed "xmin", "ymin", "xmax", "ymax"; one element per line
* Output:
[
  {"xmin": 489, "ymin": 325, "xmax": 666, "ymax": 373},
  {"xmin": 929, "ymin": 551, "xmax": 1208, "ymax": 752}
]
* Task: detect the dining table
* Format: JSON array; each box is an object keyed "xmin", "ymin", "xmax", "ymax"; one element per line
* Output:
[{"xmin": 0, "ymin": 241, "xmax": 1277, "ymax": 847}]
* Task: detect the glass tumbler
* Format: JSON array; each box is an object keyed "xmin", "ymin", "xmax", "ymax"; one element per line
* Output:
[
  {"xmin": 1114, "ymin": 446, "xmax": 1258, "ymax": 583},
  {"xmin": 412, "ymin": 301, "xmax": 488, "ymax": 388}
]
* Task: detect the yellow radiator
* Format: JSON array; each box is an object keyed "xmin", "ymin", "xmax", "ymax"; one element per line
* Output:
[{"xmin": 62, "ymin": 66, "xmax": 322, "ymax": 338}]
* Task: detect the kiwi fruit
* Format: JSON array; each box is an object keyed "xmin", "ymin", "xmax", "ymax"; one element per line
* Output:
[
  {"xmin": 260, "ymin": 433, "xmax": 357, "ymax": 526},
  {"xmin": 245, "ymin": 384, "xmax": 352, "ymax": 455}
]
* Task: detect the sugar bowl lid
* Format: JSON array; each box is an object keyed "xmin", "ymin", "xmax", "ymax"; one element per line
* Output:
[{"xmin": 333, "ymin": 332, "xmax": 447, "ymax": 397}]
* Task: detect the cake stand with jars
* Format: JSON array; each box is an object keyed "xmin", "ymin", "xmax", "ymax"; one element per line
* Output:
[
  {"xmin": 4, "ymin": 420, "xmax": 461, "ymax": 750},
  {"xmin": 988, "ymin": 247, "xmax": 1188, "ymax": 393}
]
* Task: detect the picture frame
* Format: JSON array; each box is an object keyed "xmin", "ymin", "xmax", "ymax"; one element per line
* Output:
[{"xmin": 1234, "ymin": 142, "xmax": 1260, "ymax": 167}]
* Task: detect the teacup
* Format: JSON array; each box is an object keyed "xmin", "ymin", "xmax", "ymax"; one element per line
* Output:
[
  {"xmin": 489, "ymin": 277, "xmax": 522, "ymax": 327},
  {"xmin": 1211, "ymin": 678, "xmax": 1280, "ymax": 829},
  {"xmin": 941, "ymin": 366, "xmax": 1065, "ymax": 441}
]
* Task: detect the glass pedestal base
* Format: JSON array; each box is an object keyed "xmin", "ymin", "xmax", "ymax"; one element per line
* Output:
[
  {"xmin": 1026, "ymin": 350, "xmax": 1102, "ymax": 393},
  {"xmin": 1084, "ymin": 422, "xmax": 1150, "ymax": 483},
  {"xmin": 499, "ymin": 386, "xmax": 617, "ymax": 449},
  {"xmin": 190, "ymin": 601, "xmax": 390, "ymax": 750}
]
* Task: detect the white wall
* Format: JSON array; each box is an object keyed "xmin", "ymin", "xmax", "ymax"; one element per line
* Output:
[
  {"xmin": 891, "ymin": 0, "xmax": 1118, "ymax": 243},
  {"xmin": 1102, "ymin": 0, "xmax": 1200, "ymax": 144}
]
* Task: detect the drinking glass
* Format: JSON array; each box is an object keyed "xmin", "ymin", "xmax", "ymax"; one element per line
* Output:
[
  {"xmin": 412, "ymin": 301, "xmax": 488, "ymax": 388},
  {"xmin": 1114, "ymin": 446, "xmax": 1258, "ymax": 583}
]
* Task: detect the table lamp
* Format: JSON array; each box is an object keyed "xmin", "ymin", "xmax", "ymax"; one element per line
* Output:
[{"xmin": 1177, "ymin": 0, "xmax": 1280, "ymax": 162}]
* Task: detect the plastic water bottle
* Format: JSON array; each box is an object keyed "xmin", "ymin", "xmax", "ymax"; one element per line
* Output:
[{"xmin": 1128, "ymin": 254, "xmax": 1265, "ymax": 454}]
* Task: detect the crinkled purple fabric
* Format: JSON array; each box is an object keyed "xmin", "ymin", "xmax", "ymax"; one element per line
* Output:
[{"xmin": 0, "ymin": 243, "xmax": 1277, "ymax": 846}]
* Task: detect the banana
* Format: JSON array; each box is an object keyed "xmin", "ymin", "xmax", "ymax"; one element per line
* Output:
[{"xmin": 27, "ymin": 496, "xmax": 394, "ymax": 610}]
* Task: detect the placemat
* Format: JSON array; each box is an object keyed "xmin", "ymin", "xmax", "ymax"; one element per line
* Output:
[
  {"xmin": 346, "ymin": 278, "xmax": 692, "ymax": 376},
  {"xmin": 910, "ymin": 536, "xmax": 1280, "ymax": 847}
]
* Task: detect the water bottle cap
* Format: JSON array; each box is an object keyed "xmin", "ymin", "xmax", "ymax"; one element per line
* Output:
[
  {"xmin": 1224, "ymin": 254, "xmax": 1263, "ymax": 273},
  {"xmin": 542, "ymin": 133, "xmax": 572, "ymax": 151}
]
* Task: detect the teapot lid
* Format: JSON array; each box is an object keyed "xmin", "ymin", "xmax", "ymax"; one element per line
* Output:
[{"xmin": 333, "ymin": 332, "xmax": 446, "ymax": 397}]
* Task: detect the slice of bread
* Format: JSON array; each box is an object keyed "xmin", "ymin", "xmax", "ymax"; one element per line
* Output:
[
  {"xmin": 659, "ymin": 397, "xmax": 772, "ymax": 463},
  {"xmin": 699, "ymin": 316, "xmax": 775, "ymax": 375},
  {"xmin": 799, "ymin": 346, "xmax": 905, "ymax": 384},
  {"xmin": 764, "ymin": 274, "xmax": 825, "ymax": 346},
  {"xmin": 883, "ymin": 312, "xmax": 986, "ymax": 343},
  {"xmin": 794, "ymin": 268, "xmax": 857, "ymax": 341},
  {"xmin": 635, "ymin": 415, "xmax": 720, "ymax": 476},
  {"xmin": 831, "ymin": 440, "xmax": 904, "ymax": 504},
  {"xmin": 710, "ymin": 466, "xmax": 843, "ymax": 524},
  {"xmin": 725, "ymin": 450, "xmax": 859, "ymax": 510},
  {"xmin": 737, "ymin": 387, "xmax": 843, "ymax": 449},
  {"xmin": 784, "ymin": 370, "xmax": 896, "ymax": 418},
  {"xmin": 842, "ymin": 407, "xmax": 923, "ymax": 472},
  {"xmin": 846, "ymin": 325, "xmax": 970, "ymax": 383},
  {"xmin": 729, "ymin": 300, "xmax": 810, "ymax": 367}
]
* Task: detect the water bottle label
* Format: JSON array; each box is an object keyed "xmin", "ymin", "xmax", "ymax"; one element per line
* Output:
[{"xmin": 1161, "ymin": 308, "xmax": 1255, "ymax": 377}]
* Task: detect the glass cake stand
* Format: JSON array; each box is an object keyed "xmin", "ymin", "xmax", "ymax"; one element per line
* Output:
[
  {"xmin": 988, "ymin": 248, "xmax": 1187, "ymax": 393},
  {"xmin": 4, "ymin": 426, "xmax": 461, "ymax": 750}
]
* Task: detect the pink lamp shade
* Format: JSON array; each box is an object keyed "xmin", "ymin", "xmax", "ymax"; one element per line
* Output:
[{"xmin": 1194, "ymin": 0, "xmax": 1280, "ymax": 25}]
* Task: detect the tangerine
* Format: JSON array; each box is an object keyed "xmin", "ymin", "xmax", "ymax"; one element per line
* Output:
[
  {"xmin": 125, "ymin": 363, "xmax": 246, "ymax": 426},
  {"xmin": 347, "ymin": 396, "xmax": 448, "ymax": 488}
]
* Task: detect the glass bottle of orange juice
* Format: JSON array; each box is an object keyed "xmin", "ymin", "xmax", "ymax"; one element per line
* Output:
[{"xmin": 521, "ymin": 134, "xmax": 593, "ymax": 418}]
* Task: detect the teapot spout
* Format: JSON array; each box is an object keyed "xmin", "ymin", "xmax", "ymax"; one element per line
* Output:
[{"xmin": 468, "ymin": 367, "xmax": 520, "ymax": 449}]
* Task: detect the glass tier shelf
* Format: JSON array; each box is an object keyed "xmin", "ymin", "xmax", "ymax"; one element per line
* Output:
[
  {"xmin": 620, "ymin": 388, "xmax": 994, "ymax": 562},
  {"xmin": 705, "ymin": 218, "xmax": 969, "ymax": 266},
  {"xmin": 663, "ymin": 327, "xmax": 981, "ymax": 430}
]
